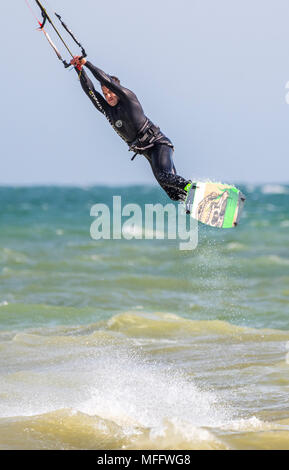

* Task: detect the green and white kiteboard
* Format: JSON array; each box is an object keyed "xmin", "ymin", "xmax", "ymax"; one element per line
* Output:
[{"xmin": 184, "ymin": 181, "xmax": 246, "ymax": 228}]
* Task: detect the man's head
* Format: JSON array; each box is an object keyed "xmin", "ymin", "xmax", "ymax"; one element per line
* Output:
[{"xmin": 101, "ymin": 76, "xmax": 120, "ymax": 107}]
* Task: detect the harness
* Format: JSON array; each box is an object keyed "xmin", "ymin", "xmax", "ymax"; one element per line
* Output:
[{"xmin": 129, "ymin": 118, "xmax": 174, "ymax": 161}]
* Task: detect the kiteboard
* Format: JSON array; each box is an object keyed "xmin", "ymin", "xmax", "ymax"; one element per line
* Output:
[{"xmin": 184, "ymin": 182, "xmax": 246, "ymax": 228}]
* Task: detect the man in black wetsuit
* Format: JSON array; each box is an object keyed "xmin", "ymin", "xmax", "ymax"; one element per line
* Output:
[{"xmin": 71, "ymin": 56, "xmax": 191, "ymax": 202}]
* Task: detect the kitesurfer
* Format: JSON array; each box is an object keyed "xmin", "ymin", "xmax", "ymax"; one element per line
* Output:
[{"xmin": 71, "ymin": 56, "xmax": 191, "ymax": 202}]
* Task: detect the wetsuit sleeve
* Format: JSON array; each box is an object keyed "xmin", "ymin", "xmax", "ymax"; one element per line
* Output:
[
  {"xmin": 76, "ymin": 67, "xmax": 110, "ymax": 115},
  {"xmin": 84, "ymin": 61, "xmax": 132, "ymax": 101}
]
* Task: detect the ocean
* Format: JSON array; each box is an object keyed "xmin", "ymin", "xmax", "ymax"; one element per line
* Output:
[{"xmin": 0, "ymin": 183, "xmax": 289, "ymax": 450}]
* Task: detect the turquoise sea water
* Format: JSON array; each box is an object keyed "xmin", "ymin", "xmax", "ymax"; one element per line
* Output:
[{"xmin": 0, "ymin": 184, "xmax": 289, "ymax": 450}]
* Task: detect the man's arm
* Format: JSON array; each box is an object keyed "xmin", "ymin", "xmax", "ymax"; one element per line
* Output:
[
  {"xmin": 76, "ymin": 67, "xmax": 110, "ymax": 116},
  {"xmin": 84, "ymin": 61, "xmax": 133, "ymax": 101}
]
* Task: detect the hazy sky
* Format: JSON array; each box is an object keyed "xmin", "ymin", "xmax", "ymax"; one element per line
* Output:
[{"xmin": 1, "ymin": 0, "xmax": 289, "ymax": 185}]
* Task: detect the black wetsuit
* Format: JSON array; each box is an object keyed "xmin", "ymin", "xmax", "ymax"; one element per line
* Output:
[{"xmin": 77, "ymin": 62, "xmax": 190, "ymax": 201}]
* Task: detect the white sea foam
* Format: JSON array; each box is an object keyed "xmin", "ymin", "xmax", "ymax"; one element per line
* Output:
[
  {"xmin": 0, "ymin": 340, "xmax": 233, "ymax": 435},
  {"xmin": 77, "ymin": 347, "xmax": 233, "ymax": 433},
  {"xmin": 220, "ymin": 416, "xmax": 284, "ymax": 433},
  {"xmin": 261, "ymin": 184, "xmax": 288, "ymax": 195},
  {"xmin": 226, "ymin": 242, "xmax": 246, "ymax": 251},
  {"xmin": 266, "ymin": 255, "xmax": 289, "ymax": 265}
]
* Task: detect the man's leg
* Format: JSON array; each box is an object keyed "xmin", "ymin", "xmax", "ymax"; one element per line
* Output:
[{"xmin": 149, "ymin": 144, "xmax": 191, "ymax": 201}]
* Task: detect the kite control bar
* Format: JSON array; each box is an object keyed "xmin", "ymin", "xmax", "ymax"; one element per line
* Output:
[{"xmin": 26, "ymin": 0, "xmax": 87, "ymax": 68}]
